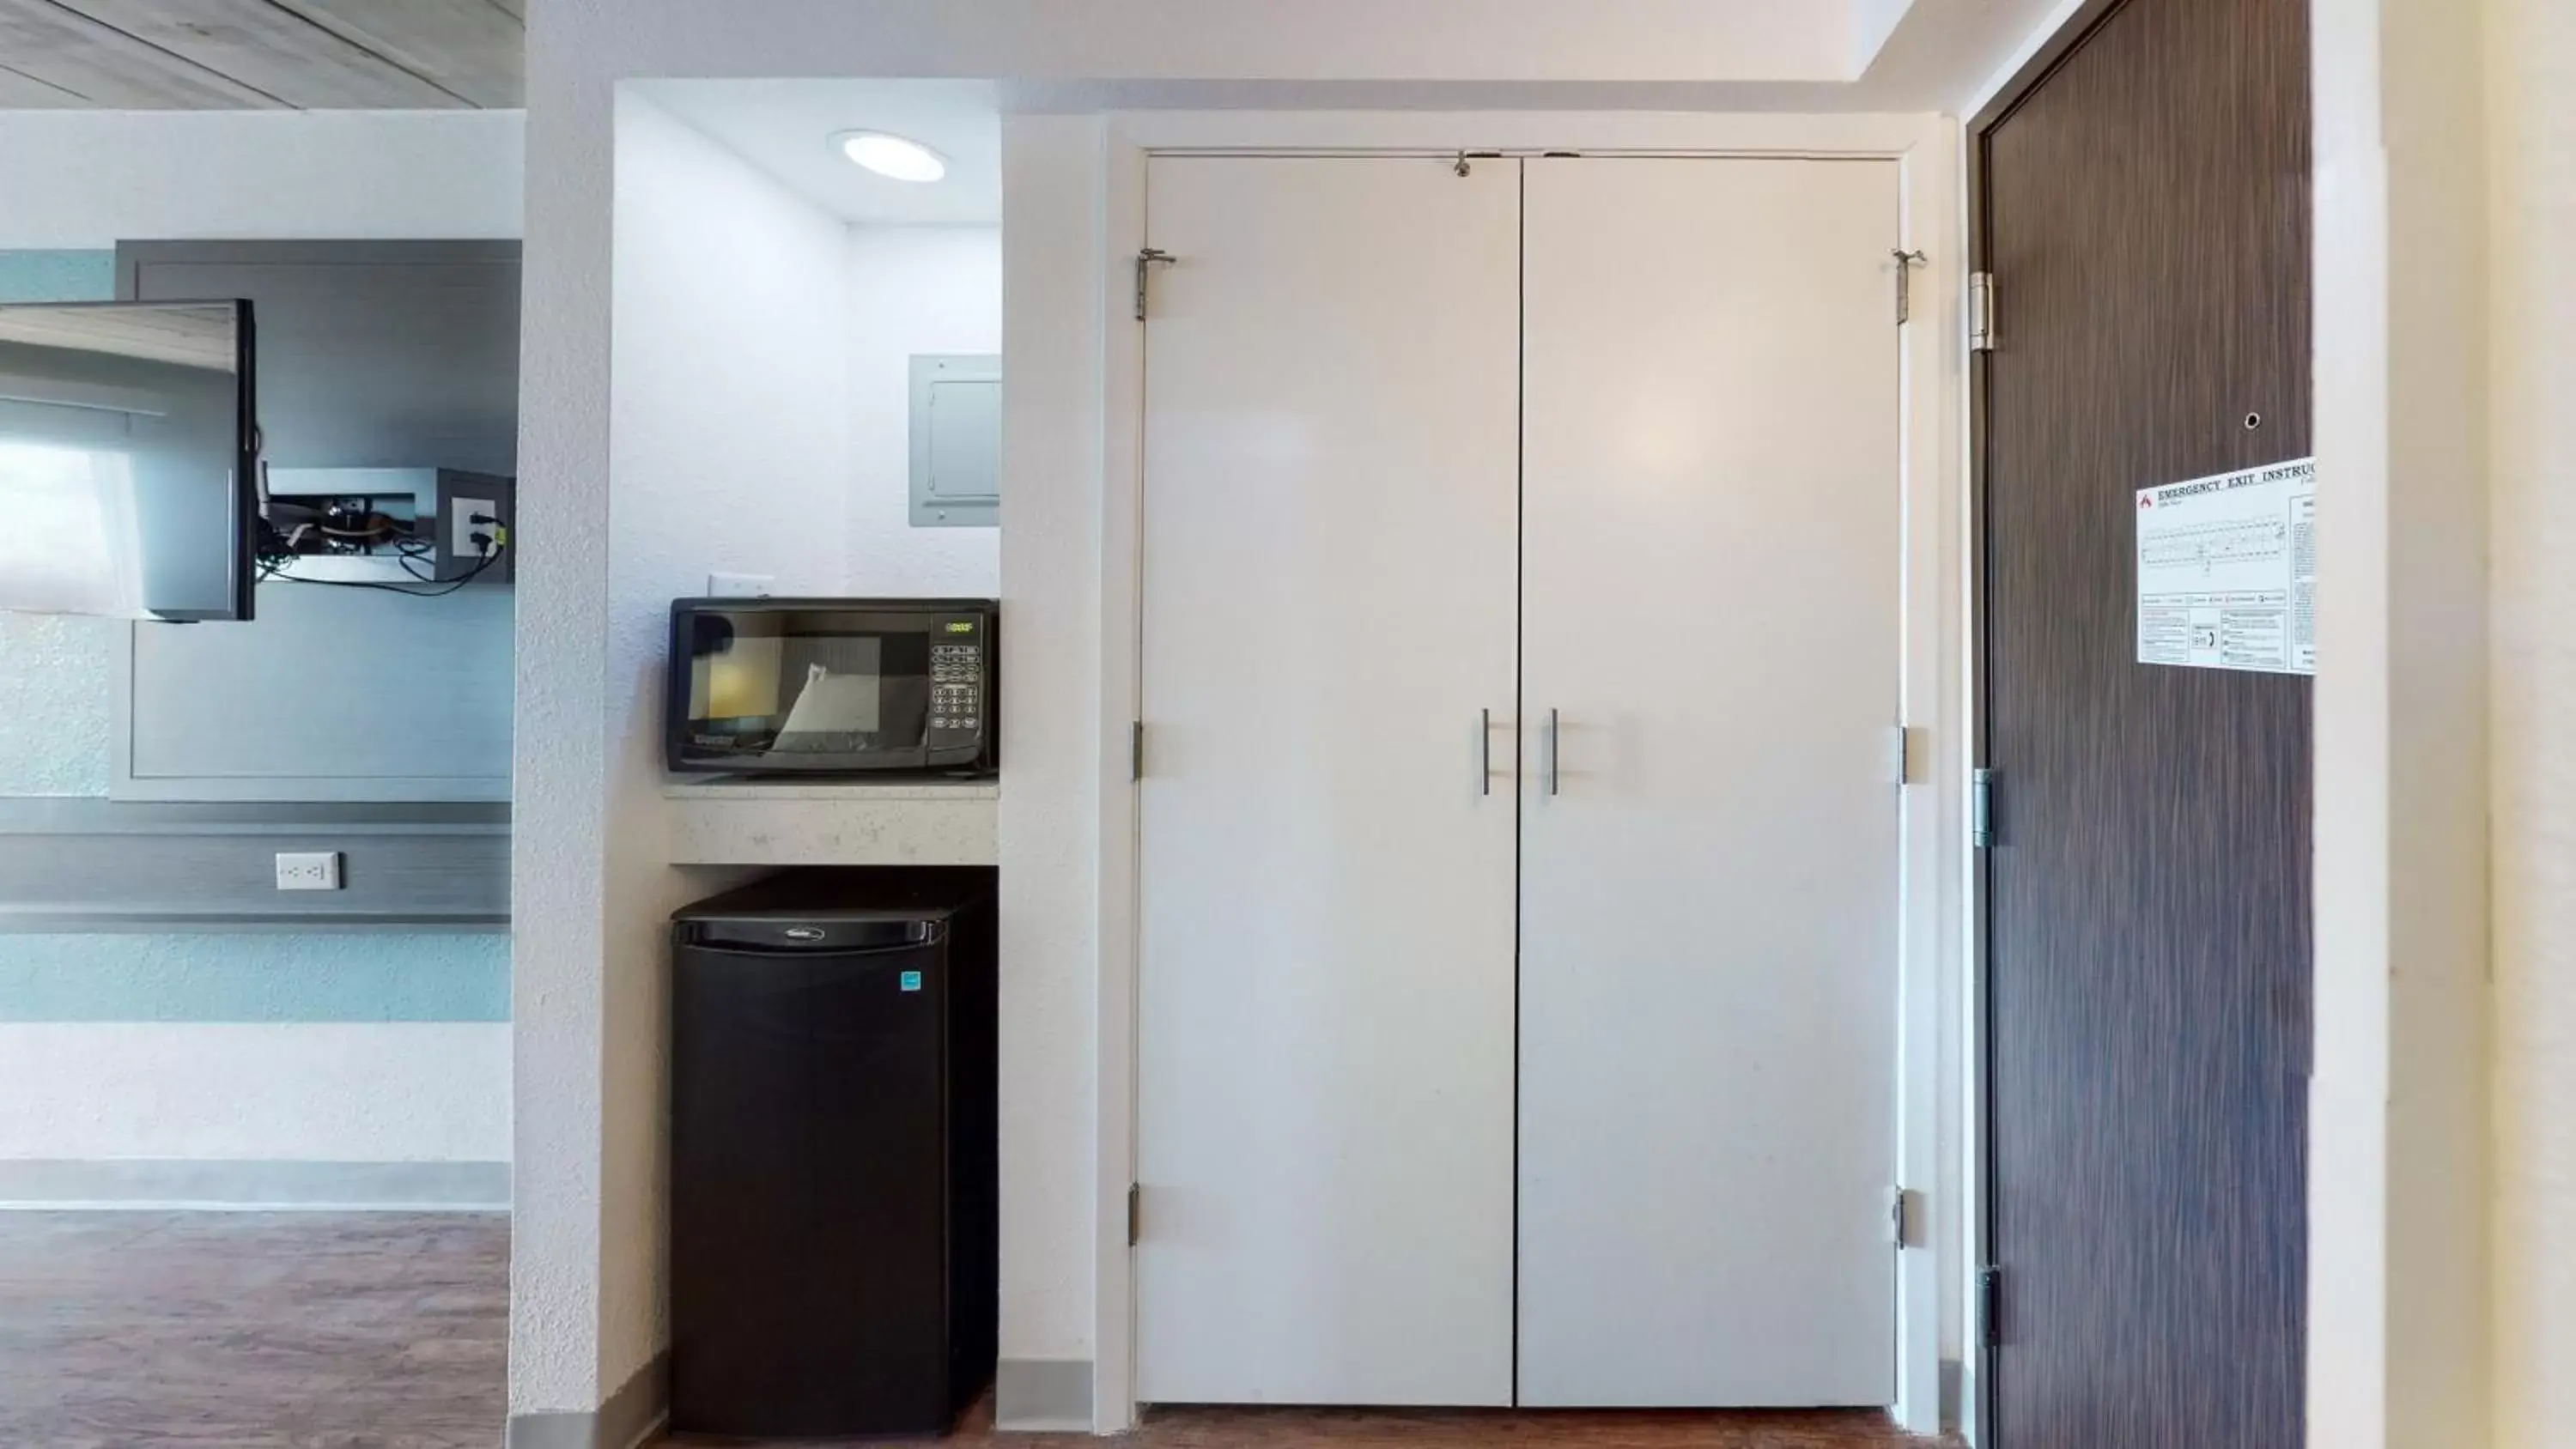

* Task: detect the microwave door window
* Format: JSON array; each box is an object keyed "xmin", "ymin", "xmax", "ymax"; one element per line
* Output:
[
  {"xmin": 773, "ymin": 634, "xmax": 931, "ymax": 755},
  {"xmin": 775, "ymin": 667, "xmax": 878, "ymax": 750},
  {"xmin": 677, "ymin": 619, "xmax": 935, "ymax": 764},
  {"xmin": 688, "ymin": 634, "xmax": 786, "ymax": 750}
]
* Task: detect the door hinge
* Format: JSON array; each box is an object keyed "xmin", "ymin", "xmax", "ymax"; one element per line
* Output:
[
  {"xmin": 1978, "ymin": 1264, "xmax": 2003, "ymax": 1349},
  {"xmin": 1969, "ymin": 270, "xmax": 1996, "ymax": 352},
  {"xmin": 1127, "ymin": 1182, "xmax": 1142, "ymax": 1246},
  {"xmin": 1893, "ymin": 725, "xmax": 1919, "ymax": 785},
  {"xmin": 1890, "ymin": 1185, "xmax": 1917, "ymax": 1246},
  {"xmin": 1893, "ymin": 249, "xmax": 1927, "ymax": 326},
  {"xmin": 1129, "ymin": 720, "xmax": 1145, "ymax": 781},
  {"xmin": 1133, "ymin": 247, "xmax": 1176, "ymax": 321},
  {"xmin": 1971, "ymin": 767, "xmax": 1996, "ymax": 848}
]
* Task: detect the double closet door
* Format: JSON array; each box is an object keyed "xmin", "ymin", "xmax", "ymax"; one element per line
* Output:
[{"xmin": 1135, "ymin": 155, "xmax": 1902, "ymax": 1410}]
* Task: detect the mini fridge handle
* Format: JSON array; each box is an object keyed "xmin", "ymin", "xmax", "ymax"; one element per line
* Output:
[{"xmin": 680, "ymin": 921, "xmax": 944, "ymax": 955}]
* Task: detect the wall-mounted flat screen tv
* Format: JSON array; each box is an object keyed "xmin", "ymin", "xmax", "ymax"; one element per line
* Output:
[{"xmin": 0, "ymin": 300, "xmax": 258, "ymax": 621}]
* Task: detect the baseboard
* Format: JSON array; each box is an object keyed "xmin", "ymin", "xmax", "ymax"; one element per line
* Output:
[
  {"xmin": 995, "ymin": 1357, "xmax": 1094, "ymax": 1432},
  {"xmin": 508, "ymin": 1354, "xmax": 667, "ymax": 1449},
  {"xmin": 0, "ymin": 1158, "xmax": 509, "ymax": 1210}
]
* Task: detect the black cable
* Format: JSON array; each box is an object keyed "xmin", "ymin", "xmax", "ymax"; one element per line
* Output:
[{"xmin": 261, "ymin": 543, "xmax": 503, "ymax": 597}]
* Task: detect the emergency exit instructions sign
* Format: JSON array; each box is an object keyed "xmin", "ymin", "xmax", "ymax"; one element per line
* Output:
[{"xmin": 2136, "ymin": 458, "xmax": 2316, "ymax": 676}]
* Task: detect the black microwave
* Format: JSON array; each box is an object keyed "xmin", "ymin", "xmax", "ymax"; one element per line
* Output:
[{"xmin": 665, "ymin": 598, "xmax": 998, "ymax": 776}]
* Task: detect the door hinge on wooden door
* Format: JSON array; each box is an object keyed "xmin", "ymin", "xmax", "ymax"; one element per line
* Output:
[
  {"xmin": 1969, "ymin": 271, "xmax": 1996, "ymax": 352},
  {"xmin": 1978, "ymin": 1264, "xmax": 2003, "ymax": 1348},
  {"xmin": 1892, "ymin": 725, "xmax": 1920, "ymax": 785},
  {"xmin": 1127, "ymin": 1183, "xmax": 1142, "ymax": 1246},
  {"xmin": 1971, "ymin": 767, "xmax": 1996, "ymax": 848},
  {"xmin": 1130, "ymin": 720, "xmax": 1145, "ymax": 781},
  {"xmin": 1890, "ymin": 1185, "xmax": 1918, "ymax": 1246},
  {"xmin": 1893, "ymin": 250, "xmax": 1927, "ymax": 325},
  {"xmin": 1134, "ymin": 247, "xmax": 1176, "ymax": 321}
]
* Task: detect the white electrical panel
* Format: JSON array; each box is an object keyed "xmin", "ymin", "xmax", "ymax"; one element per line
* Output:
[{"xmin": 909, "ymin": 354, "xmax": 1002, "ymax": 527}]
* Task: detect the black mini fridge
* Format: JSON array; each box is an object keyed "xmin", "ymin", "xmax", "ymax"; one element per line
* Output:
[{"xmin": 669, "ymin": 868, "xmax": 997, "ymax": 1439}]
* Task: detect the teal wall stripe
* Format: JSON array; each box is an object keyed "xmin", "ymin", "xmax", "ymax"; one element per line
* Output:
[
  {"xmin": 0, "ymin": 250, "xmax": 116, "ymax": 303},
  {"xmin": 0, "ymin": 249, "xmax": 511, "ymax": 1026},
  {"xmin": 0, "ymin": 933, "xmax": 509, "ymax": 1023}
]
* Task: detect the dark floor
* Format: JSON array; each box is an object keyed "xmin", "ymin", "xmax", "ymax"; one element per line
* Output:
[
  {"xmin": 0, "ymin": 1212, "xmax": 1945, "ymax": 1448},
  {"xmin": 664, "ymin": 1401, "xmax": 1948, "ymax": 1448},
  {"xmin": 0, "ymin": 1210, "xmax": 507, "ymax": 1449}
]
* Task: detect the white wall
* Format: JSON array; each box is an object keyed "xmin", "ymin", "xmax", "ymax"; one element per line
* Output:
[
  {"xmin": 603, "ymin": 86, "xmax": 857, "ymax": 1409},
  {"xmin": 0, "ymin": 110, "xmax": 522, "ymax": 249},
  {"xmin": 510, "ymin": 87, "xmax": 855, "ymax": 1414},
  {"xmin": 511, "ymin": 20, "xmax": 621, "ymax": 1407},
  {"xmin": 2486, "ymin": 0, "xmax": 2576, "ymax": 1438},
  {"xmin": 1851, "ymin": 0, "xmax": 1917, "ymax": 70},
  {"xmin": 994, "ymin": 113, "xmax": 1109, "ymax": 1381},
  {"xmin": 847, "ymin": 225, "xmax": 1002, "ymax": 596},
  {"xmin": 0, "ymin": 1024, "xmax": 508, "ymax": 1161},
  {"xmin": 2311, "ymin": 0, "xmax": 2494, "ymax": 1443}
]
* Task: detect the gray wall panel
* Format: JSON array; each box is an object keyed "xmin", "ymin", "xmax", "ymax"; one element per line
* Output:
[
  {"xmin": 116, "ymin": 239, "xmax": 520, "ymax": 803},
  {"xmin": 0, "ymin": 798, "xmax": 507, "ymax": 930}
]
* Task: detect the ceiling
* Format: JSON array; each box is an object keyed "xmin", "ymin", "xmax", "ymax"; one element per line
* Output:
[
  {"xmin": 0, "ymin": 0, "xmax": 2067, "ymax": 130},
  {"xmin": 635, "ymin": 80, "xmax": 1004, "ymax": 227},
  {"xmin": 0, "ymin": 0, "xmax": 520, "ymax": 108}
]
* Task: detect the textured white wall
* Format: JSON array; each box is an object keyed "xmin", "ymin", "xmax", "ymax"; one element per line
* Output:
[
  {"xmin": 2311, "ymin": 0, "xmax": 2495, "ymax": 1442},
  {"xmin": 0, "ymin": 111, "xmax": 521, "ymax": 249},
  {"xmin": 0, "ymin": 613, "xmax": 112, "ymax": 796},
  {"xmin": 995, "ymin": 115, "xmax": 1107, "ymax": 1370},
  {"xmin": 847, "ymin": 225, "xmax": 1003, "ymax": 596},
  {"xmin": 509, "ymin": 87, "xmax": 856, "ymax": 1413},
  {"xmin": 509, "ymin": 4, "xmax": 618, "ymax": 1406},
  {"xmin": 604, "ymin": 88, "xmax": 855, "ymax": 1397},
  {"xmin": 0, "ymin": 1023, "xmax": 509, "ymax": 1161},
  {"xmin": 2487, "ymin": 0, "xmax": 2576, "ymax": 1438}
]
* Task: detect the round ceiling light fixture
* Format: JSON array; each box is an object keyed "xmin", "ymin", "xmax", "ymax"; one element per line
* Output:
[{"xmin": 832, "ymin": 130, "xmax": 948, "ymax": 183}]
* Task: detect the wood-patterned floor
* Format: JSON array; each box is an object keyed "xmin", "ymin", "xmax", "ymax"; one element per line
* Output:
[
  {"xmin": 665, "ymin": 1398, "xmax": 1947, "ymax": 1447},
  {"xmin": 0, "ymin": 1210, "xmax": 507, "ymax": 1449},
  {"xmin": 0, "ymin": 1212, "xmax": 1946, "ymax": 1448}
]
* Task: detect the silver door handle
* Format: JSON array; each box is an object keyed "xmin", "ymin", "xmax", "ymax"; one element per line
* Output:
[
  {"xmin": 1479, "ymin": 708, "xmax": 1492, "ymax": 795},
  {"xmin": 1544, "ymin": 706, "xmax": 1560, "ymax": 797}
]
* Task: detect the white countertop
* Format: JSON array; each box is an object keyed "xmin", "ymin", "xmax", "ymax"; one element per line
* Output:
[{"xmin": 663, "ymin": 776, "xmax": 998, "ymax": 866}]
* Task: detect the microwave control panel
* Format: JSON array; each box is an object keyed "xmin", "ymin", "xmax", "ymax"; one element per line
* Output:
[{"xmin": 927, "ymin": 618, "xmax": 988, "ymax": 740}]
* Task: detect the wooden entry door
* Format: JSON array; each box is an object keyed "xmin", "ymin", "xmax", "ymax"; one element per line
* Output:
[{"xmin": 1978, "ymin": 0, "xmax": 2312, "ymax": 1442}]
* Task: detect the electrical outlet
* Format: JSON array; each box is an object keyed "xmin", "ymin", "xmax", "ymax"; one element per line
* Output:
[
  {"xmin": 275, "ymin": 852, "xmax": 342, "ymax": 891},
  {"xmin": 707, "ymin": 573, "xmax": 773, "ymax": 597},
  {"xmin": 449, "ymin": 495, "xmax": 498, "ymax": 559}
]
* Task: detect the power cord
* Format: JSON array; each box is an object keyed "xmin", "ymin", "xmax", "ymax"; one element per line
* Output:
[{"xmin": 259, "ymin": 541, "xmax": 504, "ymax": 597}]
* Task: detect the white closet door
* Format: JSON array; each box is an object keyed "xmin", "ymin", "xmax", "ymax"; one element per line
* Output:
[
  {"xmin": 1135, "ymin": 156, "xmax": 1520, "ymax": 1406},
  {"xmin": 1517, "ymin": 157, "xmax": 1904, "ymax": 1407}
]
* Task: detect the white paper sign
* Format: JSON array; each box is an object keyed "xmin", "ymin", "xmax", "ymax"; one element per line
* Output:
[{"xmin": 2136, "ymin": 458, "xmax": 2315, "ymax": 675}]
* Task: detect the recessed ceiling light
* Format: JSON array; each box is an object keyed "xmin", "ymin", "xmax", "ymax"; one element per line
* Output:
[{"xmin": 832, "ymin": 130, "xmax": 947, "ymax": 183}]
